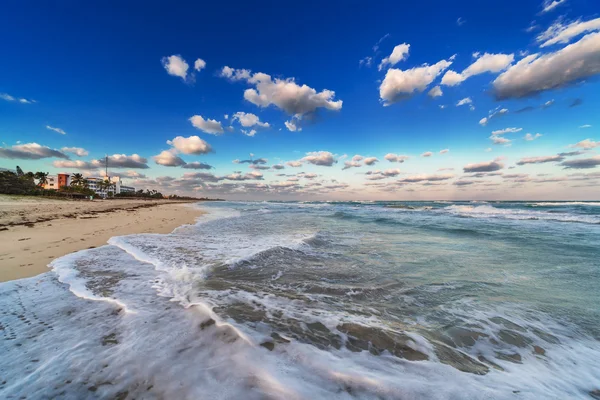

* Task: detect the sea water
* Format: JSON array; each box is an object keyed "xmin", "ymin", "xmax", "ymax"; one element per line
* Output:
[{"xmin": 1, "ymin": 201, "xmax": 599, "ymax": 399}]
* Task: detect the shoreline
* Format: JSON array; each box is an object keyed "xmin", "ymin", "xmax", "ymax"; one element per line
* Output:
[{"xmin": 0, "ymin": 196, "xmax": 205, "ymax": 282}]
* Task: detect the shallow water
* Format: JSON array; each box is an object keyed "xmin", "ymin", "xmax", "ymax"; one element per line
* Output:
[{"xmin": 1, "ymin": 201, "xmax": 599, "ymax": 399}]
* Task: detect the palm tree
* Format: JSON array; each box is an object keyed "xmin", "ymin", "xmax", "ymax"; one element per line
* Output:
[
  {"xmin": 34, "ymin": 172, "xmax": 49, "ymax": 187},
  {"xmin": 71, "ymin": 173, "xmax": 85, "ymax": 187}
]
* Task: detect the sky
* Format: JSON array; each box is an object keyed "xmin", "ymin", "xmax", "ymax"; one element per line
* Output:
[{"xmin": 1, "ymin": 0, "xmax": 599, "ymax": 200}]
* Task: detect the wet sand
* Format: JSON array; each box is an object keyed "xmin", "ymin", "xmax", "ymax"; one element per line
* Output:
[{"xmin": 0, "ymin": 196, "xmax": 204, "ymax": 282}]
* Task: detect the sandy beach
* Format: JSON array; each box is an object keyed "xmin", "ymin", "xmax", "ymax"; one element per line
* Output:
[{"xmin": 0, "ymin": 196, "xmax": 204, "ymax": 282}]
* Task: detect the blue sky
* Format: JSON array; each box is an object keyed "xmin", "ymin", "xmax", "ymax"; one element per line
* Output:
[{"xmin": 1, "ymin": 0, "xmax": 599, "ymax": 200}]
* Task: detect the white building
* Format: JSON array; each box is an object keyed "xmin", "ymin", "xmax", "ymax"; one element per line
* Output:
[{"xmin": 44, "ymin": 174, "xmax": 135, "ymax": 197}]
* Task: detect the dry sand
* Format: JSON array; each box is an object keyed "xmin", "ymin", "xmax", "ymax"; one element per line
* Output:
[{"xmin": 0, "ymin": 196, "xmax": 205, "ymax": 282}]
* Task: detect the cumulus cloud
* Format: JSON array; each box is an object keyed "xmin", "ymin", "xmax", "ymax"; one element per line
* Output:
[
  {"xmin": 272, "ymin": 164, "xmax": 285, "ymax": 170},
  {"xmin": 194, "ymin": 58, "xmax": 206, "ymax": 71},
  {"xmin": 153, "ymin": 150, "xmax": 186, "ymax": 167},
  {"xmin": 379, "ymin": 58, "xmax": 453, "ymax": 105},
  {"xmin": 569, "ymin": 139, "xmax": 599, "ymax": 149},
  {"xmin": 560, "ymin": 155, "xmax": 600, "ymax": 169},
  {"xmin": 516, "ymin": 155, "xmax": 564, "ymax": 165},
  {"xmin": 232, "ymin": 112, "xmax": 270, "ymax": 128},
  {"xmin": 441, "ymin": 53, "xmax": 514, "ymax": 86},
  {"xmin": 364, "ymin": 157, "xmax": 379, "ymax": 165},
  {"xmin": 52, "ymin": 160, "xmax": 95, "ymax": 169},
  {"xmin": 490, "ymin": 135, "xmax": 512, "ymax": 145},
  {"xmin": 421, "ymin": 151, "xmax": 433, "ymax": 157},
  {"xmin": 365, "ymin": 169, "xmax": 402, "ymax": 180},
  {"xmin": 286, "ymin": 160, "xmax": 303, "ymax": 168},
  {"xmin": 439, "ymin": 149, "xmax": 449, "ymax": 154},
  {"xmin": 182, "ymin": 162, "xmax": 213, "ymax": 170},
  {"xmin": 224, "ymin": 171, "xmax": 264, "ymax": 181},
  {"xmin": 220, "ymin": 67, "xmax": 342, "ymax": 117},
  {"xmin": 384, "ymin": 153, "xmax": 410, "ymax": 163},
  {"xmin": 167, "ymin": 135, "xmax": 213, "ymax": 155},
  {"xmin": 161, "ymin": 55, "xmax": 189, "ymax": 81},
  {"xmin": 189, "ymin": 115, "xmax": 224, "ymax": 135},
  {"xmin": 61, "ymin": 147, "xmax": 88, "ymax": 157},
  {"xmin": 428, "ymin": 85, "xmax": 443, "ymax": 98},
  {"xmin": 105, "ymin": 154, "xmax": 149, "ymax": 169},
  {"xmin": 524, "ymin": 133, "xmax": 543, "ymax": 141},
  {"xmin": 0, "ymin": 143, "xmax": 69, "ymax": 160},
  {"xmin": 284, "ymin": 119, "xmax": 302, "ymax": 132},
  {"xmin": 378, "ymin": 43, "xmax": 410, "ymax": 71},
  {"xmin": 493, "ymin": 32, "xmax": 600, "ymax": 100},
  {"xmin": 302, "ymin": 151, "xmax": 336, "ymax": 166},
  {"xmin": 46, "ymin": 125, "xmax": 67, "ymax": 135},
  {"xmin": 342, "ymin": 160, "xmax": 361, "ymax": 170},
  {"xmin": 463, "ymin": 159, "xmax": 504, "ymax": 172}
]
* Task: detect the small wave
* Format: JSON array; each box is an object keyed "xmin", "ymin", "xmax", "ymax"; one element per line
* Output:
[{"xmin": 441, "ymin": 204, "xmax": 600, "ymax": 224}]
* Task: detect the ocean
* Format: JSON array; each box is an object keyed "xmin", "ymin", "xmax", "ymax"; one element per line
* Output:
[{"xmin": 1, "ymin": 201, "xmax": 600, "ymax": 399}]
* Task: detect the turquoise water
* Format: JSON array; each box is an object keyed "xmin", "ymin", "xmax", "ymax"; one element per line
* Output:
[{"xmin": 1, "ymin": 201, "xmax": 599, "ymax": 399}]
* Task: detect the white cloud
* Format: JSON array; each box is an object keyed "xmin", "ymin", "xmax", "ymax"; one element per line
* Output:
[
  {"xmin": 241, "ymin": 129, "xmax": 257, "ymax": 137},
  {"xmin": 492, "ymin": 127, "xmax": 522, "ymax": 135},
  {"xmin": 194, "ymin": 58, "xmax": 206, "ymax": 71},
  {"xmin": 378, "ymin": 43, "xmax": 410, "ymax": 71},
  {"xmin": 379, "ymin": 58, "xmax": 453, "ymax": 105},
  {"xmin": 490, "ymin": 135, "xmax": 512, "ymax": 145},
  {"xmin": 524, "ymin": 133, "xmax": 543, "ymax": 141},
  {"xmin": 232, "ymin": 112, "xmax": 270, "ymax": 128},
  {"xmin": 189, "ymin": 115, "xmax": 224, "ymax": 135},
  {"xmin": 153, "ymin": 150, "xmax": 186, "ymax": 167},
  {"xmin": 493, "ymin": 32, "xmax": 600, "ymax": 100},
  {"xmin": 167, "ymin": 135, "xmax": 213, "ymax": 155},
  {"xmin": 302, "ymin": 151, "xmax": 336, "ymax": 166},
  {"xmin": 52, "ymin": 160, "xmax": 95, "ymax": 169},
  {"xmin": 286, "ymin": 160, "xmax": 303, "ymax": 167},
  {"xmin": 456, "ymin": 97, "xmax": 472, "ymax": 106},
  {"xmin": 541, "ymin": 0, "xmax": 567, "ymax": 14},
  {"xmin": 363, "ymin": 157, "xmax": 379, "ymax": 165},
  {"xmin": 384, "ymin": 153, "xmax": 410, "ymax": 163},
  {"xmin": 284, "ymin": 119, "xmax": 301, "ymax": 132},
  {"xmin": 439, "ymin": 149, "xmax": 449, "ymax": 154},
  {"xmin": 457, "ymin": 17, "xmax": 466, "ymax": 26},
  {"xmin": 0, "ymin": 143, "xmax": 69, "ymax": 160},
  {"xmin": 538, "ymin": 18, "xmax": 600, "ymax": 47},
  {"xmin": 569, "ymin": 139, "xmax": 599, "ymax": 149},
  {"xmin": 517, "ymin": 155, "xmax": 564, "ymax": 165},
  {"xmin": 221, "ymin": 67, "xmax": 342, "ymax": 117},
  {"xmin": 342, "ymin": 160, "xmax": 361, "ymax": 170},
  {"xmin": 61, "ymin": 147, "xmax": 88, "ymax": 157},
  {"xmin": 442, "ymin": 53, "xmax": 514, "ymax": 86},
  {"xmin": 479, "ymin": 107, "xmax": 509, "ymax": 126},
  {"xmin": 463, "ymin": 159, "xmax": 505, "ymax": 172},
  {"xmin": 182, "ymin": 162, "xmax": 213, "ymax": 170},
  {"xmin": 398, "ymin": 173, "xmax": 454, "ymax": 183},
  {"xmin": 579, "ymin": 124, "xmax": 592, "ymax": 128},
  {"xmin": 421, "ymin": 151, "xmax": 433, "ymax": 157},
  {"xmin": 104, "ymin": 154, "xmax": 149, "ymax": 169},
  {"xmin": 1, "ymin": 93, "xmax": 34, "ymax": 104},
  {"xmin": 46, "ymin": 125, "xmax": 67, "ymax": 135},
  {"xmin": 220, "ymin": 66, "xmax": 252, "ymax": 81},
  {"xmin": 428, "ymin": 85, "xmax": 443, "ymax": 98},
  {"xmin": 161, "ymin": 55, "xmax": 189, "ymax": 81},
  {"xmin": 440, "ymin": 70, "xmax": 465, "ymax": 86}
]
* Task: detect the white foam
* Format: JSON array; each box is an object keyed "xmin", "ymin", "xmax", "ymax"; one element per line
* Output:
[{"xmin": 441, "ymin": 204, "xmax": 600, "ymax": 224}]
